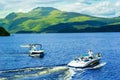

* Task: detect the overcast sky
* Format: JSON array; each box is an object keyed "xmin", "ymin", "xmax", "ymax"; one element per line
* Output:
[{"xmin": 0, "ymin": 0, "xmax": 120, "ymax": 18}]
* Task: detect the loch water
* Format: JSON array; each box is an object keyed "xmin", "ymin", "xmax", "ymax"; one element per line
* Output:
[{"xmin": 0, "ymin": 33, "xmax": 120, "ymax": 80}]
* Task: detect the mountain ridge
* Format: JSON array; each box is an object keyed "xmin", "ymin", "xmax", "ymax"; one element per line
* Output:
[{"xmin": 0, "ymin": 7, "xmax": 120, "ymax": 33}]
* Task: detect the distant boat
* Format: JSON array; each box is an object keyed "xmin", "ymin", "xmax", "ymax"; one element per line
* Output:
[
  {"xmin": 21, "ymin": 44, "xmax": 44, "ymax": 58},
  {"xmin": 68, "ymin": 53, "xmax": 102, "ymax": 68}
]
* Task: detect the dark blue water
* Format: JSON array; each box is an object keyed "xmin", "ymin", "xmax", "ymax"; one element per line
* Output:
[{"xmin": 0, "ymin": 33, "xmax": 120, "ymax": 80}]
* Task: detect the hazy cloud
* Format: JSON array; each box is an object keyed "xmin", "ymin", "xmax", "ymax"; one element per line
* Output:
[
  {"xmin": 0, "ymin": 0, "xmax": 120, "ymax": 18},
  {"xmin": 58, "ymin": 0, "xmax": 120, "ymax": 17}
]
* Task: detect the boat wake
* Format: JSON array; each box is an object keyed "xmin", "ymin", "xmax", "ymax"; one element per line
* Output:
[
  {"xmin": 0, "ymin": 65, "xmax": 70, "ymax": 80},
  {"xmin": 0, "ymin": 62, "xmax": 106, "ymax": 80}
]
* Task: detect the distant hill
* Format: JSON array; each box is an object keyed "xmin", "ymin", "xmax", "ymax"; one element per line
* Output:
[
  {"xmin": 0, "ymin": 7, "xmax": 120, "ymax": 33},
  {"xmin": 0, "ymin": 27, "xmax": 10, "ymax": 36},
  {"xmin": 80, "ymin": 24, "xmax": 120, "ymax": 32}
]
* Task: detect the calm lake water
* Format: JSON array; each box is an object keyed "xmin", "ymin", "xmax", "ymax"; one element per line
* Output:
[{"xmin": 0, "ymin": 33, "xmax": 120, "ymax": 80}]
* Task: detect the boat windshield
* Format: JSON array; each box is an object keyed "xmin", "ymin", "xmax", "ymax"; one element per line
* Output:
[
  {"xmin": 81, "ymin": 53, "xmax": 89, "ymax": 57},
  {"xmin": 29, "ymin": 44, "xmax": 42, "ymax": 51}
]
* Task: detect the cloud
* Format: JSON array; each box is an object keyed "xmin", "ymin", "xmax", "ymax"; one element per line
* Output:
[
  {"xmin": 0, "ymin": 0, "xmax": 67, "ymax": 18},
  {"xmin": 0, "ymin": 0, "xmax": 120, "ymax": 18},
  {"xmin": 0, "ymin": 3, "xmax": 5, "ymax": 10},
  {"xmin": 58, "ymin": 0, "xmax": 120, "ymax": 17}
]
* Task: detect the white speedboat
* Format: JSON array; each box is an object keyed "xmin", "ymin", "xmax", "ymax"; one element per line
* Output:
[
  {"xmin": 29, "ymin": 44, "xmax": 44, "ymax": 57},
  {"xmin": 68, "ymin": 53, "xmax": 101, "ymax": 68},
  {"xmin": 21, "ymin": 44, "xmax": 44, "ymax": 57}
]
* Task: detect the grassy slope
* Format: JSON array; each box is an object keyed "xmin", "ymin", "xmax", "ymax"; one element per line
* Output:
[{"xmin": 0, "ymin": 7, "xmax": 120, "ymax": 33}]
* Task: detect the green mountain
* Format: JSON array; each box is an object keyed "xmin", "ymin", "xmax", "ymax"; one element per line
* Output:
[
  {"xmin": 0, "ymin": 27, "xmax": 10, "ymax": 36},
  {"xmin": 82, "ymin": 24, "xmax": 120, "ymax": 32},
  {"xmin": 0, "ymin": 7, "xmax": 120, "ymax": 33}
]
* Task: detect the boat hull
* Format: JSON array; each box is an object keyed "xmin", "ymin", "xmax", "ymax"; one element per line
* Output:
[
  {"xmin": 29, "ymin": 50, "xmax": 44, "ymax": 58},
  {"xmin": 68, "ymin": 57, "xmax": 101, "ymax": 68}
]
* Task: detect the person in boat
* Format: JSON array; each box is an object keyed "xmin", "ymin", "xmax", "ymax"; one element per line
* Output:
[
  {"xmin": 31, "ymin": 44, "xmax": 37, "ymax": 51},
  {"xmin": 97, "ymin": 53, "xmax": 101, "ymax": 57},
  {"xmin": 88, "ymin": 49, "xmax": 94, "ymax": 59}
]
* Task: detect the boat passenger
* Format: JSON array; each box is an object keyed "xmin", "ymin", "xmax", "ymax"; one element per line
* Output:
[
  {"xmin": 31, "ymin": 45, "xmax": 37, "ymax": 51},
  {"xmin": 97, "ymin": 53, "xmax": 101, "ymax": 57},
  {"xmin": 88, "ymin": 49, "xmax": 94, "ymax": 59}
]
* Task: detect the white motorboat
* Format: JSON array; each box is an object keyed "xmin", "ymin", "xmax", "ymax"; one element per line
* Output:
[
  {"xmin": 29, "ymin": 44, "xmax": 44, "ymax": 57},
  {"xmin": 68, "ymin": 53, "xmax": 101, "ymax": 68},
  {"xmin": 21, "ymin": 44, "xmax": 44, "ymax": 57}
]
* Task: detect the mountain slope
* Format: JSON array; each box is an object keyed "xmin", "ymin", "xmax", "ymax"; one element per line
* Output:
[
  {"xmin": 0, "ymin": 7, "xmax": 120, "ymax": 33},
  {"xmin": 81, "ymin": 24, "xmax": 120, "ymax": 32},
  {"xmin": 0, "ymin": 27, "xmax": 10, "ymax": 36},
  {"xmin": 42, "ymin": 20, "xmax": 106, "ymax": 33}
]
